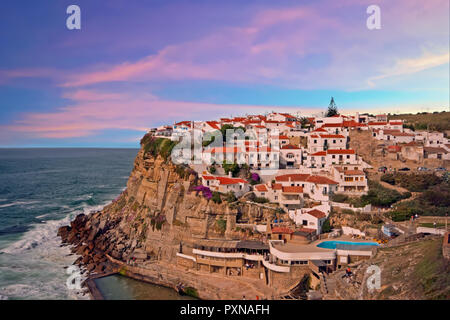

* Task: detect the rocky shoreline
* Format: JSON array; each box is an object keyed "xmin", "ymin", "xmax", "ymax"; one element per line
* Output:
[{"xmin": 56, "ymin": 139, "xmax": 280, "ymax": 300}]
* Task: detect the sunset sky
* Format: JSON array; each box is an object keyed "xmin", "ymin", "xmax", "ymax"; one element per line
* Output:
[{"xmin": 0, "ymin": 0, "xmax": 448, "ymax": 147}]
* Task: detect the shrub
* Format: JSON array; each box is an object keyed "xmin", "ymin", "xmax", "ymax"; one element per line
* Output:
[
  {"xmin": 194, "ymin": 185, "xmax": 212, "ymax": 200},
  {"xmin": 381, "ymin": 173, "xmax": 442, "ymax": 192},
  {"xmin": 216, "ymin": 218, "xmax": 227, "ymax": 234},
  {"xmin": 183, "ymin": 287, "xmax": 199, "ymax": 298},
  {"xmin": 380, "ymin": 173, "xmax": 395, "ymax": 185},
  {"xmin": 222, "ymin": 162, "xmax": 240, "ymax": 177},
  {"xmin": 249, "ymin": 172, "xmax": 260, "ymax": 185},
  {"xmin": 212, "ymin": 191, "xmax": 222, "ymax": 204},
  {"xmin": 254, "ymin": 197, "xmax": 269, "ymax": 204},
  {"xmin": 225, "ymin": 191, "xmax": 237, "ymax": 203},
  {"xmin": 330, "ymin": 193, "xmax": 349, "ymax": 203},
  {"xmin": 321, "ymin": 218, "xmax": 331, "ymax": 233},
  {"xmin": 208, "ymin": 166, "xmax": 216, "ymax": 174}
]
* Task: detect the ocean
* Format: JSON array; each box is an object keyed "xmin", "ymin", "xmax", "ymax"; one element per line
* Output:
[{"xmin": 0, "ymin": 148, "xmax": 138, "ymax": 300}]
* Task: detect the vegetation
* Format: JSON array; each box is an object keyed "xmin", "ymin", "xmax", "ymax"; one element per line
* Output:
[
  {"xmin": 141, "ymin": 136, "xmax": 177, "ymax": 160},
  {"xmin": 253, "ymin": 196, "xmax": 269, "ymax": 204},
  {"xmin": 321, "ymin": 218, "xmax": 332, "ymax": 233},
  {"xmin": 216, "ymin": 218, "xmax": 227, "ymax": 234},
  {"xmin": 325, "ymin": 97, "xmax": 338, "ymax": 117},
  {"xmin": 211, "ymin": 191, "xmax": 222, "ymax": 204},
  {"xmin": 388, "ymin": 111, "xmax": 450, "ymax": 132},
  {"xmin": 381, "ymin": 173, "xmax": 442, "ymax": 192},
  {"xmin": 249, "ymin": 172, "xmax": 260, "ymax": 185},
  {"xmin": 150, "ymin": 213, "xmax": 166, "ymax": 231},
  {"xmin": 389, "ymin": 182, "xmax": 450, "ymax": 221},
  {"xmin": 330, "ymin": 193, "xmax": 349, "ymax": 203},
  {"xmin": 225, "ymin": 191, "xmax": 237, "ymax": 203},
  {"xmin": 222, "ymin": 162, "xmax": 240, "ymax": 177},
  {"xmin": 345, "ymin": 180, "xmax": 411, "ymax": 208},
  {"xmin": 183, "ymin": 287, "xmax": 199, "ymax": 299},
  {"xmin": 412, "ymin": 239, "xmax": 450, "ymax": 299},
  {"xmin": 193, "ymin": 185, "xmax": 212, "ymax": 200}
]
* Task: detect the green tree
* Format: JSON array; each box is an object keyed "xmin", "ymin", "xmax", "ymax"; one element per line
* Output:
[{"xmin": 325, "ymin": 97, "xmax": 338, "ymax": 117}]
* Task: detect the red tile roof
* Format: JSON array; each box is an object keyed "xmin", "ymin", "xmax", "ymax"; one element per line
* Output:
[
  {"xmin": 281, "ymin": 144, "xmax": 301, "ymax": 150},
  {"xmin": 206, "ymin": 121, "xmax": 220, "ymax": 130},
  {"xmin": 343, "ymin": 170, "xmax": 365, "ymax": 176},
  {"xmin": 326, "ymin": 149, "xmax": 355, "ymax": 154},
  {"xmin": 319, "ymin": 134, "xmax": 346, "ymax": 138},
  {"xmin": 321, "ymin": 123, "xmax": 343, "ymax": 128},
  {"xmin": 215, "ymin": 177, "xmax": 249, "ymax": 185},
  {"xmin": 311, "ymin": 151, "xmax": 326, "ymax": 156},
  {"xmin": 306, "ymin": 209, "xmax": 326, "ymax": 219},
  {"xmin": 306, "ymin": 175, "xmax": 338, "ymax": 185},
  {"xmin": 275, "ymin": 174, "xmax": 310, "ymax": 182},
  {"xmin": 254, "ymin": 184, "xmax": 268, "ymax": 192},
  {"xmin": 282, "ymin": 186, "xmax": 304, "ymax": 193},
  {"xmin": 368, "ymin": 121, "xmax": 387, "ymax": 126}
]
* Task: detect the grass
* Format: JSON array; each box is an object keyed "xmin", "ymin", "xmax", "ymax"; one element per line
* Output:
[
  {"xmin": 412, "ymin": 239, "xmax": 450, "ymax": 299},
  {"xmin": 183, "ymin": 286, "xmax": 199, "ymax": 298},
  {"xmin": 389, "ymin": 111, "xmax": 450, "ymax": 132}
]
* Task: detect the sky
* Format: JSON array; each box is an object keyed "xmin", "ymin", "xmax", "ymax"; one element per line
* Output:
[{"xmin": 0, "ymin": 0, "xmax": 448, "ymax": 147}]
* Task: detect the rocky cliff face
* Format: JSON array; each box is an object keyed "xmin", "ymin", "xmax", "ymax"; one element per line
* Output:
[{"xmin": 58, "ymin": 143, "xmax": 277, "ymax": 275}]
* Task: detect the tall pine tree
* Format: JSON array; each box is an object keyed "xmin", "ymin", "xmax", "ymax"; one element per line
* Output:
[{"xmin": 325, "ymin": 97, "xmax": 338, "ymax": 117}]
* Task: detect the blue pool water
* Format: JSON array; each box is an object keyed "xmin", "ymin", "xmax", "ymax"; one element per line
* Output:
[{"xmin": 317, "ymin": 240, "xmax": 379, "ymax": 249}]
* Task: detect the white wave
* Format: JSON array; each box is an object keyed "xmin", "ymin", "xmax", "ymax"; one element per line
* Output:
[{"xmin": 0, "ymin": 201, "xmax": 40, "ymax": 209}]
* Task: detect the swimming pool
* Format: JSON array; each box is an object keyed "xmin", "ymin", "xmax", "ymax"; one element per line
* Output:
[{"xmin": 317, "ymin": 240, "xmax": 379, "ymax": 249}]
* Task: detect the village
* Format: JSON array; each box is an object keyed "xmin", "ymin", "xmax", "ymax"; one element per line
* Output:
[{"xmin": 140, "ymin": 104, "xmax": 449, "ymax": 299}]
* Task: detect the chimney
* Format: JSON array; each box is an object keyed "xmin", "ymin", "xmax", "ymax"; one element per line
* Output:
[{"xmin": 228, "ymin": 171, "xmax": 232, "ymax": 178}]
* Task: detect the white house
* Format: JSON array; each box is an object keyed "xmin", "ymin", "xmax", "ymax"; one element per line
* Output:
[
  {"xmin": 289, "ymin": 208, "xmax": 327, "ymax": 234},
  {"xmin": 307, "ymin": 132, "xmax": 347, "ymax": 153},
  {"xmin": 201, "ymin": 174, "xmax": 250, "ymax": 197},
  {"xmin": 305, "ymin": 149, "xmax": 359, "ymax": 169},
  {"xmin": 332, "ymin": 166, "xmax": 368, "ymax": 194},
  {"xmin": 279, "ymin": 144, "xmax": 303, "ymax": 168}
]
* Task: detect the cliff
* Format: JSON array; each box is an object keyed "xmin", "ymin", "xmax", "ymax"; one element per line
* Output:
[{"xmin": 58, "ymin": 138, "xmax": 279, "ymax": 297}]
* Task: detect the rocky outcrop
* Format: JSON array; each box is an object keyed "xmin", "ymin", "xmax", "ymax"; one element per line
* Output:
[{"xmin": 58, "ymin": 142, "xmax": 279, "ymax": 292}]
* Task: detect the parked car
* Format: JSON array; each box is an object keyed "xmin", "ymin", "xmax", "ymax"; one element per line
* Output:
[
  {"xmin": 399, "ymin": 167, "xmax": 410, "ymax": 171},
  {"xmin": 435, "ymin": 167, "xmax": 446, "ymax": 172},
  {"xmin": 378, "ymin": 166, "xmax": 387, "ymax": 172},
  {"xmin": 418, "ymin": 167, "xmax": 429, "ymax": 171}
]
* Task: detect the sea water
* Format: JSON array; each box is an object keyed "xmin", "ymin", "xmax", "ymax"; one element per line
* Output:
[{"xmin": 0, "ymin": 148, "xmax": 138, "ymax": 300}]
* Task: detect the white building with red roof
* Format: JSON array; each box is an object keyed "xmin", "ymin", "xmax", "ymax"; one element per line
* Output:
[
  {"xmin": 253, "ymin": 183, "xmax": 304, "ymax": 210},
  {"xmin": 305, "ymin": 149, "xmax": 359, "ymax": 169},
  {"xmin": 288, "ymin": 207, "xmax": 328, "ymax": 234},
  {"xmin": 201, "ymin": 173, "xmax": 250, "ymax": 197},
  {"xmin": 332, "ymin": 166, "xmax": 368, "ymax": 194},
  {"xmin": 307, "ymin": 132, "xmax": 347, "ymax": 153},
  {"xmin": 279, "ymin": 144, "xmax": 303, "ymax": 168}
]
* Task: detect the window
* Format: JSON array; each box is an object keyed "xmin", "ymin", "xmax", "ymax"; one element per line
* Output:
[
  {"xmin": 347, "ymin": 155, "xmax": 350, "ymax": 159},
  {"xmin": 314, "ymin": 140, "xmax": 317, "ymax": 144},
  {"xmin": 333, "ymin": 140, "xmax": 336, "ymax": 143},
  {"xmin": 332, "ymin": 155, "xmax": 336, "ymax": 159}
]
